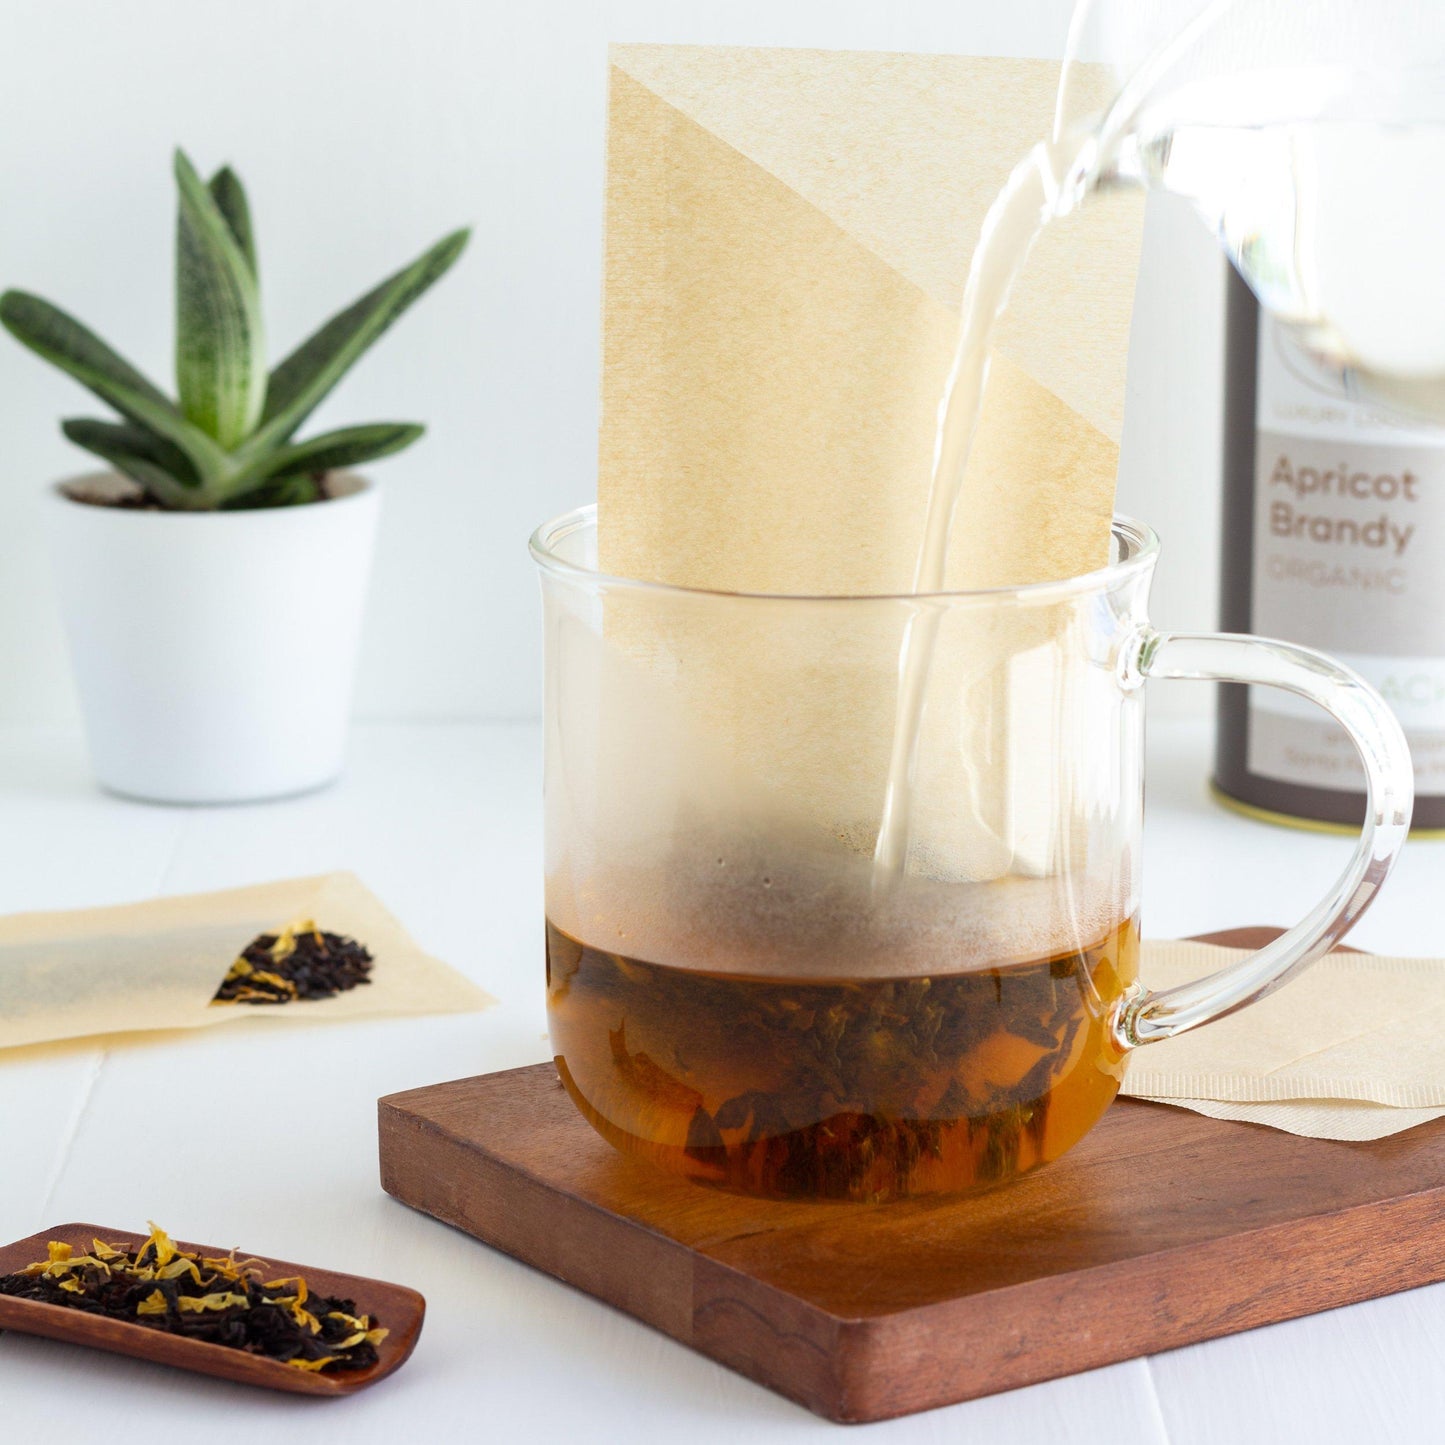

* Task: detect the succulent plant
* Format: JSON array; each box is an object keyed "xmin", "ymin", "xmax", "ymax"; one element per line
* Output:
[{"xmin": 0, "ymin": 150, "xmax": 468, "ymax": 509}]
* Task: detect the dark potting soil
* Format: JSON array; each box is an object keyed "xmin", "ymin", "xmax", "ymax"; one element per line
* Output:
[{"xmin": 67, "ymin": 472, "xmax": 335, "ymax": 510}]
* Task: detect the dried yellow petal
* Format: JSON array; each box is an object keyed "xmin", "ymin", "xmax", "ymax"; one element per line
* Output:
[
  {"xmin": 31, "ymin": 1241, "xmax": 83, "ymax": 1278},
  {"xmin": 58, "ymin": 1277, "xmax": 83, "ymax": 1294},
  {"xmin": 202, "ymin": 1253, "xmax": 262, "ymax": 1279},
  {"xmin": 143, "ymin": 1224, "xmax": 177, "ymax": 1269},
  {"xmin": 58, "ymin": 1255, "xmax": 110, "ymax": 1274},
  {"xmin": 92, "ymin": 1239, "xmax": 123, "ymax": 1261},
  {"xmin": 136, "ymin": 1289, "xmax": 169, "ymax": 1316},
  {"xmin": 269, "ymin": 922, "xmax": 319, "ymax": 963},
  {"xmin": 260, "ymin": 1289, "xmax": 319, "ymax": 1333},
  {"xmin": 248, "ymin": 970, "xmax": 297, "ymax": 996},
  {"xmin": 157, "ymin": 1257, "xmax": 203, "ymax": 1284},
  {"xmin": 176, "ymin": 1292, "xmax": 249, "ymax": 1313},
  {"xmin": 287, "ymin": 1356, "xmax": 338, "ymax": 1373}
]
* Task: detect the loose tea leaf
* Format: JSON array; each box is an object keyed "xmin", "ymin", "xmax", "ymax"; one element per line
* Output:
[
  {"xmin": 212, "ymin": 919, "xmax": 373, "ymax": 1005},
  {"xmin": 548, "ymin": 918, "xmax": 1135, "ymax": 1201},
  {"xmin": 0, "ymin": 1225, "xmax": 387, "ymax": 1372}
]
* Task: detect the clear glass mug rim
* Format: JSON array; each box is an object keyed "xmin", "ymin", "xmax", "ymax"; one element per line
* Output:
[{"xmin": 530, "ymin": 503, "xmax": 1160, "ymax": 607}]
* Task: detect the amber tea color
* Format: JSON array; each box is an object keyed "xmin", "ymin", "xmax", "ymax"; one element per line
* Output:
[{"xmin": 547, "ymin": 917, "xmax": 1137, "ymax": 1201}]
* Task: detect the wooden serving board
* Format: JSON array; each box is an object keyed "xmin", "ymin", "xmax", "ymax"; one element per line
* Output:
[{"xmin": 377, "ymin": 930, "xmax": 1445, "ymax": 1423}]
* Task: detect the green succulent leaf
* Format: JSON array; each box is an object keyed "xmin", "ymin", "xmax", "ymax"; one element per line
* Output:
[
  {"xmin": 207, "ymin": 165, "xmax": 257, "ymax": 278},
  {"xmin": 227, "ymin": 420, "xmax": 423, "ymax": 497},
  {"xmin": 0, "ymin": 289, "xmax": 229, "ymax": 482},
  {"xmin": 223, "ymin": 474, "xmax": 323, "ymax": 509},
  {"xmin": 174, "ymin": 148, "xmax": 266, "ymax": 448},
  {"xmin": 243, "ymin": 227, "xmax": 469, "ymax": 459},
  {"xmin": 62, "ymin": 416, "xmax": 199, "ymax": 484},
  {"xmin": 60, "ymin": 418, "xmax": 204, "ymax": 508}
]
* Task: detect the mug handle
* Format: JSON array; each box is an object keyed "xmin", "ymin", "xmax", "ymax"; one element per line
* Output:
[{"xmin": 1114, "ymin": 629, "xmax": 1414, "ymax": 1047}]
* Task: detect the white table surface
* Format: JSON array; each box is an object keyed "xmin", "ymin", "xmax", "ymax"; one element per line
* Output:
[{"xmin": 0, "ymin": 716, "xmax": 1442, "ymax": 1444}]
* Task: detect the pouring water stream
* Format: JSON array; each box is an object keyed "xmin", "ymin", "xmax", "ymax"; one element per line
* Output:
[{"xmin": 872, "ymin": 0, "xmax": 1445, "ymax": 883}]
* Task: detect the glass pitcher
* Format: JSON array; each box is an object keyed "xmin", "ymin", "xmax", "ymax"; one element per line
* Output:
[
  {"xmin": 533, "ymin": 507, "xmax": 1410, "ymax": 1202},
  {"xmin": 1062, "ymin": 0, "xmax": 1445, "ymax": 419}
]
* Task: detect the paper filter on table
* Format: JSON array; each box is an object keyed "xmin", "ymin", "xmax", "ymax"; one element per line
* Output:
[
  {"xmin": 0, "ymin": 872, "xmax": 493, "ymax": 1053},
  {"xmin": 1133, "ymin": 1095, "xmax": 1445, "ymax": 1143},
  {"xmin": 1123, "ymin": 938, "xmax": 1445, "ymax": 1140}
]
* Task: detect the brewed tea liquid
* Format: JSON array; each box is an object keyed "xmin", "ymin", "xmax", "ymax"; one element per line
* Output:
[{"xmin": 547, "ymin": 917, "xmax": 1136, "ymax": 1201}]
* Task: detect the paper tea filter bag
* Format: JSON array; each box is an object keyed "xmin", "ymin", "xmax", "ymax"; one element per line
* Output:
[
  {"xmin": 586, "ymin": 45, "xmax": 1145, "ymax": 913},
  {"xmin": 600, "ymin": 46, "xmax": 1141, "ymax": 593},
  {"xmin": 0, "ymin": 873, "xmax": 492, "ymax": 1053},
  {"xmin": 1123, "ymin": 939, "xmax": 1445, "ymax": 1141}
]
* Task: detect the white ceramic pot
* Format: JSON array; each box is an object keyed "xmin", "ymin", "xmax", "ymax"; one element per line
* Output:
[{"xmin": 45, "ymin": 471, "xmax": 381, "ymax": 804}]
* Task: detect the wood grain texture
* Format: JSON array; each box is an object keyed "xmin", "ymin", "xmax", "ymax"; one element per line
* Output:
[
  {"xmin": 378, "ymin": 929, "xmax": 1445, "ymax": 1423},
  {"xmin": 0, "ymin": 1223, "xmax": 425, "ymax": 1396}
]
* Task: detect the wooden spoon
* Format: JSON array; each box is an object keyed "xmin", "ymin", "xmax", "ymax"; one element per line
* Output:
[{"xmin": 0, "ymin": 1222, "xmax": 424, "ymax": 1396}]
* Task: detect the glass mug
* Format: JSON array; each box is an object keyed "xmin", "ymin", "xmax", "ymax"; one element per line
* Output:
[{"xmin": 533, "ymin": 507, "xmax": 1411, "ymax": 1202}]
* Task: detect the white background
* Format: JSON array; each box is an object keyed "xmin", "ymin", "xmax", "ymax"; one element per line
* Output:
[{"xmin": 0, "ymin": 0, "xmax": 1224, "ymax": 726}]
